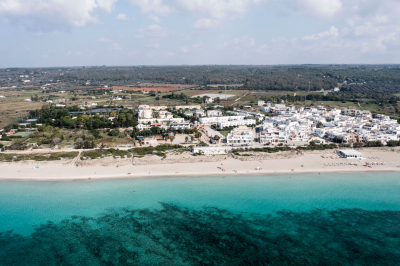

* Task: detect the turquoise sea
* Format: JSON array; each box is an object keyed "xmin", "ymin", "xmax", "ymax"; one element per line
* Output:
[{"xmin": 1, "ymin": 172, "xmax": 400, "ymax": 265}]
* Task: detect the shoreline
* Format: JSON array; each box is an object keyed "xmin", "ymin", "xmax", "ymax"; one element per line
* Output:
[
  {"xmin": 0, "ymin": 169, "xmax": 399, "ymax": 182},
  {"xmin": 1, "ymin": 149, "xmax": 399, "ymax": 181}
]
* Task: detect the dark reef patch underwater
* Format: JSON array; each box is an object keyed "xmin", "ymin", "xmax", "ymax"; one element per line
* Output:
[{"xmin": 0, "ymin": 203, "xmax": 399, "ymax": 266}]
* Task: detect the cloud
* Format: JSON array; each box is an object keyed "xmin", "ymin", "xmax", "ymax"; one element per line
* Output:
[
  {"xmin": 303, "ymin": 26, "xmax": 339, "ymax": 40},
  {"xmin": 177, "ymin": 0, "xmax": 257, "ymax": 29},
  {"xmin": 233, "ymin": 35, "xmax": 255, "ymax": 47},
  {"xmin": 179, "ymin": 0, "xmax": 251, "ymax": 20},
  {"xmin": 99, "ymin": 37, "xmax": 121, "ymax": 51},
  {"xmin": 192, "ymin": 42, "xmax": 204, "ymax": 48},
  {"xmin": 181, "ymin": 46, "xmax": 189, "ymax": 53},
  {"xmin": 96, "ymin": 0, "xmax": 118, "ymax": 13},
  {"xmin": 0, "ymin": 0, "xmax": 120, "ymax": 32},
  {"xmin": 116, "ymin": 13, "xmax": 129, "ymax": 21},
  {"xmin": 179, "ymin": 42, "xmax": 204, "ymax": 54},
  {"xmin": 99, "ymin": 37, "xmax": 112, "ymax": 42},
  {"xmin": 129, "ymin": 0, "xmax": 171, "ymax": 15},
  {"xmin": 137, "ymin": 24, "xmax": 168, "ymax": 37},
  {"xmin": 281, "ymin": 0, "xmax": 342, "ymax": 19},
  {"xmin": 110, "ymin": 43, "xmax": 122, "ymax": 51},
  {"xmin": 147, "ymin": 43, "xmax": 161, "ymax": 49},
  {"xmin": 148, "ymin": 15, "xmax": 161, "ymax": 22},
  {"xmin": 193, "ymin": 18, "xmax": 221, "ymax": 29}
]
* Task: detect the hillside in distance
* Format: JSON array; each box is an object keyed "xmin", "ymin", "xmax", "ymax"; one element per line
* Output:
[{"xmin": 2, "ymin": 65, "xmax": 400, "ymax": 92}]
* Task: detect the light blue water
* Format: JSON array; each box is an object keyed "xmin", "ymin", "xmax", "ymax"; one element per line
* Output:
[
  {"xmin": 1, "ymin": 172, "xmax": 400, "ymax": 265},
  {"xmin": 1, "ymin": 172, "xmax": 399, "ymax": 235}
]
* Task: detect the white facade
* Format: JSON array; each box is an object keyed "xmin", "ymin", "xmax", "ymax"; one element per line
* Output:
[
  {"xmin": 192, "ymin": 147, "xmax": 227, "ymax": 155},
  {"xmin": 339, "ymin": 150, "xmax": 363, "ymax": 159},
  {"xmin": 170, "ymin": 122, "xmax": 191, "ymax": 130},
  {"xmin": 207, "ymin": 110, "xmax": 223, "ymax": 117},
  {"xmin": 199, "ymin": 116, "xmax": 246, "ymax": 125},
  {"xmin": 138, "ymin": 118, "xmax": 184, "ymax": 125},
  {"xmin": 227, "ymin": 126, "xmax": 253, "ymax": 145},
  {"xmin": 217, "ymin": 119, "xmax": 256, "ymax": 129},
  {"xmin": 138, "ymin": 105, "xmax": 171, "ymax": 119},
  {"xmin": 175, "ymin": 105, "xmax": 202, "ymax": 110}
]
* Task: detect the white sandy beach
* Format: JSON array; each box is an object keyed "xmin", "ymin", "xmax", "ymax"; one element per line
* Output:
[{"xmin": 1, "ymin": 148, "xmax": 400, "ymax": 181}]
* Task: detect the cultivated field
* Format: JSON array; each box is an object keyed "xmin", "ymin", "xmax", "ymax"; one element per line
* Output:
[{"xmin": 113, "ymin": 84, "xmax": 196, "ymax": 92}]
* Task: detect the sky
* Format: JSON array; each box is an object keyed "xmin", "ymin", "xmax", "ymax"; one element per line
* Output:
[{"xmin": 1, "ymin": 0, "xmax": 400, "ymax": 67}]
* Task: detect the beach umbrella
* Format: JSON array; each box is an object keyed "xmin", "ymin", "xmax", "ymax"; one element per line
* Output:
[{"xmin": 35, "ymin": 165, "xmax": 39, "ymax": 169}]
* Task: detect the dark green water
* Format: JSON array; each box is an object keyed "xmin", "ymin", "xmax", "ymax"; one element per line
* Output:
[{"xmin": 0, "ymin": 173, "xmax": 400, "ymax": 265}]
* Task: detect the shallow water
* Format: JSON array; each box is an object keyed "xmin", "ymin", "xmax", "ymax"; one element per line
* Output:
[{"xmin": 0, "ymin": 172, "xmax": 400, "ymax": 265}]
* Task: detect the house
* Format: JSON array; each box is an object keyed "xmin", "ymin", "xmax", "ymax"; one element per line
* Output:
[
  {"xmin": 192, "ymin": 146, "xmax": 227, "ymax": 155},
  {"xmin": 226, "ymin": 126, "xmax": 253, "ymax": 146},
  {"xmin": 169, "ymin": 122, "xmax": 191, "ymax": 131},
  {"xmin": 217, "ymin": 119, "xmax": 256, "ymax": 129},
  {"xmin": 199, "ymin": 116, "xmax": 247, "ymax": 125},
  {"xmin": 258, "ymin": 100, "xmax": 265, "ymax": 106},
  {"xmin": 175, "ymin": 105, "xmax": 202, "ymax": 110},
  {"xmin": 138, "ymin": 117, "xmax": 185, "ymax": 125},
  {"xmin": 207, "ymin": 110, "xmax": 222, "ymax": 117},
  {"xmin": 338, "ymin": 150, "xmax": 363, "ymax": 159}
]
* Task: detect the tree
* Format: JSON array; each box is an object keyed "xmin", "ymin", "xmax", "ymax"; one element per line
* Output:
[
  {"xmin": 52, "ymin": 137, "xmax": 61, "ymax": 146},
  {"xmin": 190, "ymin": 136, "xmax": 194, "ymax": 142},
  {"xmin": 185, "ymin": 136, "xmax": 189, "ymax": 143},
  {"xmin": 75, "ymin": 138, "xmax": 83, "ymax": 149},
  {"xmin": 170, "ymin": 137, "xmax": 174, "ymax": 144}
]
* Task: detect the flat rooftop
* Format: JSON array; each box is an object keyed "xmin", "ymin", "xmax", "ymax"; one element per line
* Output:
[
  {"xmin": 339, "ymin": 150, "xmax": 363, "ymax": 156},
  {"xmin": 191, "ymin": 93, "xmax": 235, "ymax": 100}
]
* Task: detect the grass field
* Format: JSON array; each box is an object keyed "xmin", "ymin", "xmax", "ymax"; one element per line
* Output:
[
  {"xmin": 0, "ymin": 90, "xmax": 47, "ymax": 128},
  {"xmin": 219, "ymin": 131, "xmax": 230, "ymax": 137}
]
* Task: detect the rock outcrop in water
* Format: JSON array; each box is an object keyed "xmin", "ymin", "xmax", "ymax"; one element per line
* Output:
[{"xmin": 0, "ymin": 204, "xmax": 399, "ymax": 265}]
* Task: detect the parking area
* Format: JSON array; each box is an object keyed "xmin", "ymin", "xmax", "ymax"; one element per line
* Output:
[{"xmin": 204, "ymin": 126, "xmax": 225, "ymax": 139}]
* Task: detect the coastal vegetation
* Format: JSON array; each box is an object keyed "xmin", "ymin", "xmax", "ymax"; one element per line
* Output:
[
  {"xmin": 81, "ymin": 148, "xmax": 132, "ymax": 160},
  {"xmin": 0, "ymin": 151, "xmax": 79, "ymax": 162},
  {"xmin": 130, "ymin": 144, "xmax": 184, "ymax": 158}
]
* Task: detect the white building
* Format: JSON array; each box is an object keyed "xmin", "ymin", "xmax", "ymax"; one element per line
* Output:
[
  {"xmin": 207, "ymin": 110, "xmax": 223, "ymax": 117},
  {"xmin": 217, "ymin": 119, "xmax": 256, "ymax": 129},
  {"xmin": 227, "ymin": 126, "xmax": 253, "ymax": 146},
  {"xmin": 169, "ymin": 122, "xmax": 191, "ymax": 131},
  {"xmin": 175, "ymin": 105, "xmax": 202, "ymax": 110},
  {"xmin": 199, "ymin": 116, "xmax": 247, "ymax": 125},
  {"xmin": 338, "ymin": 150, "xmax": 363, "ymax": 159},
  {"xmin": 205, "ymin": 97, "xmax": 214, "ymax": 104},
  {"xmin": 192, "ymin": 146, "xmax": 227, "ymax": 155},
  {"xmin": 138, "ymin": 105, "xmax": 171, "ymax": 119},
  {"xmin": 138, "ymin": 117, "xmax": 184, "ymax": 125}
]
